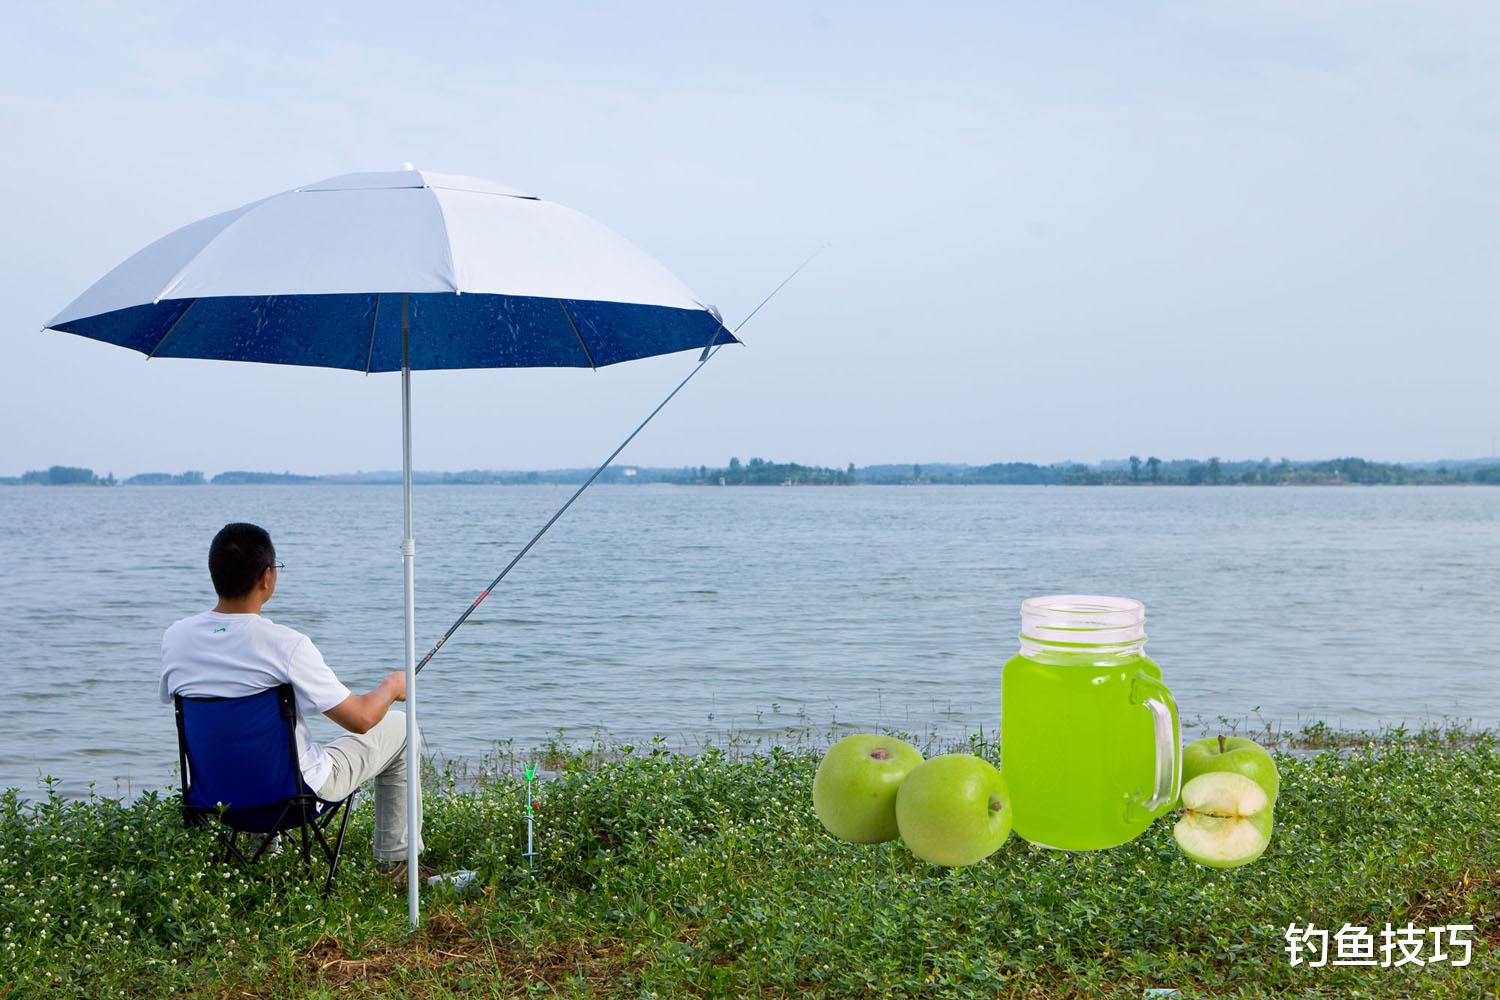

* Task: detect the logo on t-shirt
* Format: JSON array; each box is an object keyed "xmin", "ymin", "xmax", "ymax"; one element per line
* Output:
[{"xmin": 213, "ymin": 626, "xmax": 227, "ymax": 634}]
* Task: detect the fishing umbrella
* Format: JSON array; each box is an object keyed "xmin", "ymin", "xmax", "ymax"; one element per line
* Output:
[{"xmin": 45, "ymin": 165, "xmax": 737, "ymax": 925}]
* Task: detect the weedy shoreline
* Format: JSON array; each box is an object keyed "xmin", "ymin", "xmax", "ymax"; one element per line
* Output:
[{"xmin": 2, "ymin": 723, "xmax": 1495, "ymax": 998}]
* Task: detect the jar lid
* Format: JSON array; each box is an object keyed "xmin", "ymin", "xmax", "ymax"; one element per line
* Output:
[{"xmin": 1020, "ymin": 595, "xmax": 1145, "ymax": 646}]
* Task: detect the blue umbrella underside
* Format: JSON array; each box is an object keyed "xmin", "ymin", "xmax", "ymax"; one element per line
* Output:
[{"xmin": 52, "ymin": 293, "xmax": 735, "ymax": 371}]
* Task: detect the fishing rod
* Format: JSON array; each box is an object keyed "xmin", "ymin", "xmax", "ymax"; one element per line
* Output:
[{"xmin": 414, "ymin": 244, "xmax": 826, "ymax": 674}]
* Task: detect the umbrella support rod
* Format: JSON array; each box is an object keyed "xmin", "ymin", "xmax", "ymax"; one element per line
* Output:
[
  {"xmin": 400, "ymin": 293, "xmax": 420, "ymax": 928},
  {"xmin": 414, "ymin": 244, "xmax": 825, "ymax": 675}
]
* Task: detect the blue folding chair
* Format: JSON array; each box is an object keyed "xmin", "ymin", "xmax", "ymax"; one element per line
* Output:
[{"xmin": 174, "ymin": 684, "xmax": 356, "ymax": 896}]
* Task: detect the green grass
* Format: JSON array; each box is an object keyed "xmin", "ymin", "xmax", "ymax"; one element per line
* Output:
[{"xmin": 2, "ymin": 724, "xmax": 1496, "ymax": 998}]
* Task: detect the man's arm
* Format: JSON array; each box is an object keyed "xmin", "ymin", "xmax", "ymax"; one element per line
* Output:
[{"xmin": 324, "ymin": 671, "xmax": 407, "ymax": 734}]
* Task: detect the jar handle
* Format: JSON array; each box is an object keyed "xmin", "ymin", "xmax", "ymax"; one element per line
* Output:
[{"xmin": 1130, "ymin": 673, "xmax": 1180, "ymax": 813}]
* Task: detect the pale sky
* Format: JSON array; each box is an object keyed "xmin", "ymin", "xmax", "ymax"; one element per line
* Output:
[{"xmin": 4, "ymin": 2, "xmax": 1498, "ymax": 475}]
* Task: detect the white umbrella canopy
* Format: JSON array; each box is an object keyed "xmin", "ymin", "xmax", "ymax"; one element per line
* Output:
[
  {"xmin": 46, "ymin": 165, "xmax": 734, "ymax": 926},
  {"xmin": 50, "ymin": 165, "xmax": 728, "ymax": 370}
]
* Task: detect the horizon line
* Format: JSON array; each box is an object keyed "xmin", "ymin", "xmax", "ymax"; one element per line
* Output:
[{"xmin": 8, "ymin": 453, "xmax": 1500, "ymax": 482}]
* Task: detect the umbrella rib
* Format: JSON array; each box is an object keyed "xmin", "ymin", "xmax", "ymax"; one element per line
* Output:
[
  {"xmin": 152, "ymin": 197, "xmax": 270, "ymax": 303},
  {"xmin": 558, "ymin": 301, "xmax": 597, "ymax": 370},
  {"xmin": 364, "ymin": 293, "xmax": 383, "ymax": 375},
  {"xmin": 146, "ymin": 298, "xmax": 199, "ymax": 359},
  {"xmin": 424, "ymin": 186, "xmax": 461, "ymax": 292}
]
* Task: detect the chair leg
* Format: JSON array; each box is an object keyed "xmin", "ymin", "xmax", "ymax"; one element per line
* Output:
[
  {"xmin": 311, "ymin": 800, "xmax": 340, "ymax": 863},
  {"xmin": 321, "ymin": 794, "xmax": 356, "ymax": 897},
  {"xmin": 220, "ymin": 829, "xmax": 239, "ymax": 864},
  {"xmin": 207, "ymin": 799, "xmax": 357, "ymax": 896},
  {"xmin": 222, "ymin": 828, "xmax": 258, "ymax": 866}
]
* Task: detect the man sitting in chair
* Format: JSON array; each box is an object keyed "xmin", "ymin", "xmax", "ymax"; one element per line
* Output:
[{"xmin": 160, "ymin": 521, "xmax": 423, "ymax": 871}]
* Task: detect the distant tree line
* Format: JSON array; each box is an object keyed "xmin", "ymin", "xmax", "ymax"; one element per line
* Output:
[
  {"xmin": 1092, "ymin": 455, "xmax": 1487, "ymax": 486},
  {"xmin": 7, "ymin": 457, "xmax": 1500, "ymax": 487},
  {"xmin": 859, "ymin": 456, "xmax": 1499, "ymax": 486},
  {"xmin": 677, "ymin": 457, "xmax": 857, "ymax": 486},
  {"xmin": 0, "ymin": 467, "xmax": 213, "ymax": 485},
  {"xmin": 0, "ymin": 465, "xmax": 116, "ymax": 486},
  {"xmin": 209, "ymin": 471, "xmax": 320, "ymax": 485},
  {"xmin": 125, "ymin": 471, "xmax": 206, "ymax": 486}
]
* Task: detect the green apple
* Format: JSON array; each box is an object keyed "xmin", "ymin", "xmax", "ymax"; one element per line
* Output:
[
  {"xmin": 812, "ymin": 734, "xmax": 923, "ymax": 844},
  {"xmin": 1183, "ymin": 735, "xmax": 1280, "ymax": 803},
  {"xmin": 894, "ymin": 754, "xmax": 1012, "ymax": 867},
  {"xmin": 1173, "ymin": 772, "xmax": 1273, "ymax": 869}
]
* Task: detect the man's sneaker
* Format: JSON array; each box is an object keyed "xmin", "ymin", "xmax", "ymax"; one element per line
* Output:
[{"xmin": 376, "ymin": 859, "xmax": 438, "ymax": 881}]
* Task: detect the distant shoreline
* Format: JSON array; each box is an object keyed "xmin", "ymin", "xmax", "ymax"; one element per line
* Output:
[
  {"xmin": 7, "ymin": 455, "xmax": 1500, "ymax": 488},
  {"xmin": 5, "ymin": 478, "xmax": 1498, "ymax": 489}
]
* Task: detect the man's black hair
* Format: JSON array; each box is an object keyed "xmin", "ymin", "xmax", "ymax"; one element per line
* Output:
[{"xmin": 209, "ymin": 523, "xmax": 276, "ymax": 599}]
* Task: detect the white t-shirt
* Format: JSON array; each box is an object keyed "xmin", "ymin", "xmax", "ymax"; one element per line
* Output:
[{"xmin": 160, "ymin": 610, "xmax": 352, "ymax": 792}]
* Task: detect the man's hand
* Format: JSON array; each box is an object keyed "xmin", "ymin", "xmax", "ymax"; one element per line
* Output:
[
  {"xmin": 325, "ymin": 670, "xmax": 408, "ymax": 734},
  {"xmin": 382, "ymin": 670, "xmax": 407, "ymax": 702}
]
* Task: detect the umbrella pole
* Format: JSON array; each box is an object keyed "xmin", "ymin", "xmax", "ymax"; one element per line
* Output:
[{"xmin": 401, "ymin": 294, "xmax": 420, "ymax": 928}]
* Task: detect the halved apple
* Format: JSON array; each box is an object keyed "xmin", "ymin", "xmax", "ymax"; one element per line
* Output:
[{"xmin": 1173, "ymin": 771, "xmax": 1273, "ymax": 869}]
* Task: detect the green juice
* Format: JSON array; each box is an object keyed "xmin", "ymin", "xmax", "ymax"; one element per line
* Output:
[{"xmin": 1001, "ymin": 646, "xmax": 1180, "ymax": 851}]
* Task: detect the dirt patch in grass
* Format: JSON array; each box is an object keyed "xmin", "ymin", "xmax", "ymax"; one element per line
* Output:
[
  {"xmin": 1406, "ymin": 867, "xmax": 1500, "ymax": 947},
  {"xmin": 216, "ymin": 912, "xmax": 646, "ymax": 998}
]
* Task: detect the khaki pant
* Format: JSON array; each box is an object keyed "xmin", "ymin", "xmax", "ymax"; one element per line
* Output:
[{"xmin": 317, "ymin": 710, "xmax": 423, "ymax": 861}]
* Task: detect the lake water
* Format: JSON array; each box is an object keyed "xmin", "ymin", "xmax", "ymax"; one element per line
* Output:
[{"xmin": 3, "ymin": 484, "xmax": 1497, "ymax": 796}]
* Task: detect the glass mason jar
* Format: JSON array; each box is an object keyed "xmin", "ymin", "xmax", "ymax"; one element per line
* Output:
[{"xmin": 1000, "ymin": 595, "xmax": 1180, "ymax": 851}]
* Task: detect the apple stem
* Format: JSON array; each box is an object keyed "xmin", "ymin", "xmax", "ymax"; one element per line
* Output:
[{"xmin": 1218, "ymin": 735, "xmax": 1227, "ymax": 754}]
